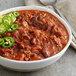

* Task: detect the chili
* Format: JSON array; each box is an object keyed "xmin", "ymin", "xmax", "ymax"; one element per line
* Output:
[{"xmin": 0, "ymin": 10, "xmax": 69, "ymax": 61}]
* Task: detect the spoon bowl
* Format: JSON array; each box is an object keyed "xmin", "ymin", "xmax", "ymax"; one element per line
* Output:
[{"xmin": 40, "ymin": 0, "xmax": 57, "ymax": 5}]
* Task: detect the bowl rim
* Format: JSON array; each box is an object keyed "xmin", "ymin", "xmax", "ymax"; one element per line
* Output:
[{"xmin": 0, "ymin": 6, "xmax": 72, "ymax": 63}]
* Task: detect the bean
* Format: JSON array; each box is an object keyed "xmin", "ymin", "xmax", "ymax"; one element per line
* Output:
[
  {"xmin": 41, "ymin": 48, "xmax": 51, "ymax": 58},
  {"xmin": 30, "ymin": 38, "xmax": 36, "ymax": 45}
]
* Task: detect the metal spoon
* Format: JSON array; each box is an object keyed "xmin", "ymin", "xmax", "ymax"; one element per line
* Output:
[{"xmin": 40, "ymin": 0, "xmax": 76, "ymax": 39}]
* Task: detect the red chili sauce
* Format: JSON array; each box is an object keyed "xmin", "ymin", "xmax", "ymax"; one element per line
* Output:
[{"xmin": 0, "ymin": 10, "xmax": 69, "ymax": 61}]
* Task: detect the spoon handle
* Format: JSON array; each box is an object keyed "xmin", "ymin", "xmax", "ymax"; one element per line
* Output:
[{"xmin": 53, "ymin": 5, "xmax": 76, "ymax": 39}]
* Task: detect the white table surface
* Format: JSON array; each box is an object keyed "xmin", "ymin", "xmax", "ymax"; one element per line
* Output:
[{"xmin": 0, "ymin": 0, "xmax": 76, "ymax": 76}]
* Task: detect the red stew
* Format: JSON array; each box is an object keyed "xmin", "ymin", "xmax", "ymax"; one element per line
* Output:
[{"xmin": 0, "ymin": 10, "xmax": 69, "ymax": 61}]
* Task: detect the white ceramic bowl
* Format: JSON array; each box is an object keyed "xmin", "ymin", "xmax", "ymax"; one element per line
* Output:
[{"xmin": 0, "ymin": 6, "xmax": 72, "ymax": 72}]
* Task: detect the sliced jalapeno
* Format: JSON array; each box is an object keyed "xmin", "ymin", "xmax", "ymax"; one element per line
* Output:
[
  {"xmin": 0, "ymin": 38, "xmax": 4, "ymax": 45},
  {"xmin": 8, "ymin": 14, "xmax": 16, "ymax": 22},
  {"xmin": 8, "ymin": 24, "xmax": 18, "ymax": 32},
  {"xmin": 9, "ymin": 11, "xmax": 20, "ymax": 17},
  {"xmin": 2, "ymin": 37, "xmax": 14, "ymax": 48},
  {"xmin": 2, "ymin": 15, "xmax": 13, "ymax": 26},
  {"xmin": 0, "ymin": 15, "xmax": 3, "ymax": 23},
  {"xmin": 0, "ymin": 23, "xmax": 8, "ymax": 35}
]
